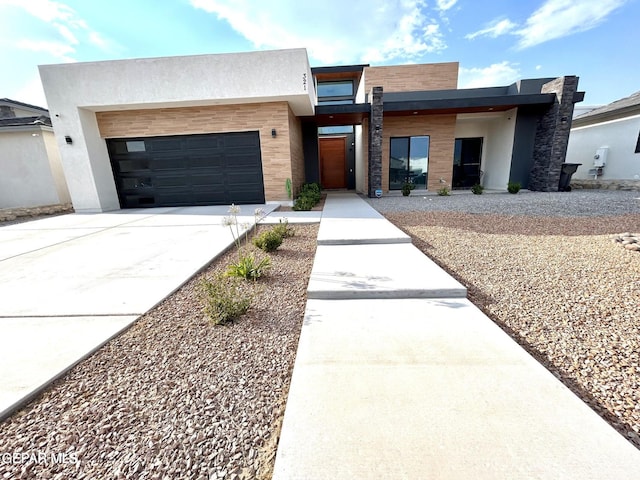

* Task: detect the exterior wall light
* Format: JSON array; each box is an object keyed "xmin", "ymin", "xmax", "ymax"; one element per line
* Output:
[
  {"xmin": 65, "ymin": 136, "xmax": 73, "ymax": 144},
  {"xmin": 271, "ymin": 128, "xmax": 277, "ymax": 138}
]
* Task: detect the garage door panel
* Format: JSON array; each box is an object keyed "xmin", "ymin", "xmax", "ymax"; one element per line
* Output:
[
  {"xmin": 150, "ymin": 138, "xmax": 183, "ymax": 152},
  {"xmin": 189, "ymin": 154, "xmax": 224, "ymax": 169},
  {"xmin": 108, "ymin": 132, "xmax": 264, "ymax": 208}
]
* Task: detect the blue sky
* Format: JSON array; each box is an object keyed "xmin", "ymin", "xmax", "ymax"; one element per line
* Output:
[{"xmin": 0, "ymin": 0, "xmax": 637, "ymax": 108}]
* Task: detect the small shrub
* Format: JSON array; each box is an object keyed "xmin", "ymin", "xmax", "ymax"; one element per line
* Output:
[
  {"xmin": 253, "ymin": 229, "xmax": 283, "ymax": 252},
  {"xmin": 437, "ymin": 186, "xmax": 450, "ymax": 196},
  {"xmin": 292, "ymin": 182, "xmax": 322, "ymax": 211},
  {"xmin": 272, "ymin": 218, "xmax": 295, "ymax": 238},
  {"xmin": 226, "ymin": 252, "xmax": 271, "ymax": 280},
  {"xmin": 401, "ymin": 181, "xmax": 415, "ymax": 196},
  {"xmin": 293, "ymin": 196, "xmax": 315, "ymax": 211},
  {"xmin": 471, "ymin": 184, "xmax": 484, "ymax": 195},
  {"xmin": 200, "ymin": 273, "xmax": 252, "ymax": 325},
  {"xmin": 507, "ymin": 181, "xmax": 521, "ymax": 194}
]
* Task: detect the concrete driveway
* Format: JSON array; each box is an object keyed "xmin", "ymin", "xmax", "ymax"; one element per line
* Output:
[{"xmin": 0, "ymin": 204, "xmax": 276, "ymax": 419}]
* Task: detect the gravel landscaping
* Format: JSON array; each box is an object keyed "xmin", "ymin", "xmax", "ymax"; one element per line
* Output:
[
  {"xmin": 0, "ymin": 224, "xmax": 318, "ymax": 479},
  {"xmin": 372, "ymin": 189, "xmax": 640, "ymax": 449}
]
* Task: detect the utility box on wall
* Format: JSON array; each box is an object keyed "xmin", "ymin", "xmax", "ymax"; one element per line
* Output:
[{"xmin": 594, "ymin": 147, "xmax": 609, "ymax": 167}]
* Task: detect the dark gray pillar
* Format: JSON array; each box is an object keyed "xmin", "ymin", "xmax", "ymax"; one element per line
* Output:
[
  {"xmin": 368, "ymin": 86, "xmax": 383, "ymax": 197},
  {"xmin": 529, "ymin": 76, "xmax": 579, "ymax": 191}
]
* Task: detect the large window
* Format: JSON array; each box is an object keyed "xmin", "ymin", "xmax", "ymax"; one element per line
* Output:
[
  {"xmin": 317, "ymin": 80, "xmax": 354, "ymax": 105},
  {"xmin": 389, "ymin": 136, "xmax": 430, "ymax": 190}
]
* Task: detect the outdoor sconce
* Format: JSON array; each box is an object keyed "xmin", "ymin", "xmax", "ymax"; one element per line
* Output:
[
  {"xmin": 271, "ymin": 128, "xmax": 277, "ymax": 138},
  {"xmin": 64, "ymin": 136, "xmax": 73, "ymax": 144},
  {"xmin": 561, "ymin": 116, "xmax": 568, "ymax": 124}
]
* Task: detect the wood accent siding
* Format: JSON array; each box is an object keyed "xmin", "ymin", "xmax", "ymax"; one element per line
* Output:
[
  {"xmin": 364, "ymin": 62, "xmax": 458, "ymax": 93},
  {"xmin": 96, "ymin": 102, "xmax": 295, "ymax": 202}
]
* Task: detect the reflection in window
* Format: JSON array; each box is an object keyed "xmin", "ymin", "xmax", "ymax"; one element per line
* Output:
[
  {"xmin": 317, "ymin": 80, "xmax": 355, "ymax": 105},
  {"xmin": 389, "ymin": 136, "xmax": 430, "ymax": 190},
  {"xmin": 317, "ymin": 81, "xmax": 353, "ymax": 97},
  {"xmin": 126, "ymin": 140, "xmax": 146, "ymax": 152}
]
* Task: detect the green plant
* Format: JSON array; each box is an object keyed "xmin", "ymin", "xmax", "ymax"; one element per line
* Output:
[
  {"xmin": 222, "ymin": 204, "xmax": 270, "ymax": 280},
  {"xmin": 226, "ymin": 252, "xmax": 271, "ymax": 280},
  {"xmin": 272, "ymin": 218, "xmax": 295, "ymax": 238},
  {"xmin": 437, "ymin": 186, "xmax": 450, "ymax": 196},
  {"xmin": 471, "ymin": 184, "xmax": 484, "ymax": 195},
  {"xmin": 253, "ymin": 228, "xmax": 283, "ymax": 252},
  {"xmin": 293, "ymin": 196, "xmax": 316, "ymax": 211},
  {"xmin": 200, "ymin": 273, "xmax": 252, "ymax": 325},
  {"xmin": 285, "ymin": 178, "xmax": 292, "ymax": 199},
  {"xmin": 292, "ymin": 182, "xmax": 322, "ymax": 211},
  {"xmin": 401, "ymin": 181, "xmax": 415, "ymax": 196},
  {"xmin": 507, "ymin": 181, "xmax": 521, "ymax": 194}
]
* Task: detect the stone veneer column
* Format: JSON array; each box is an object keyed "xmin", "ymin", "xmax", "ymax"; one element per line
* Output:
[
  {"xmin": 368, "ymin": 86, "xmax": 383, "ymax": 197},
  {"xmin": 529, "ymin": 76, "xmax": 579, "ymax": 191}
]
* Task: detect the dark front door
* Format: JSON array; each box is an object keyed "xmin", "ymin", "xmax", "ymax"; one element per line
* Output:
[
  {"xmin": 319, "ymin": 137, "xmax": 347, "ymax": 189},
  {"xmin": 107, "ymin": 131, "xmax": 265, "ymax": 208},
  {"xmin": 453, "ymin": 137, "xmax": 483, "ymax": 189}
]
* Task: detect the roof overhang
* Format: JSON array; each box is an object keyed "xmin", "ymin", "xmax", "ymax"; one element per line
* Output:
[
  {"xmin": 307, "ymin": 103, "xmax": 370, "ymax": 126},
  {"xmin": 382, "ymin": 92, "xmax": 556, "ymax": 116}
]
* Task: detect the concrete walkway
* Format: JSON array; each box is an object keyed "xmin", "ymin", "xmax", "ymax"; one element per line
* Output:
[
  {"xmin": 273, "ymin": 192, "xmax": 640, "ymax": 479},
  {"xmin": 0, "ymin": 203, "xmax": 285, "ymax": 420}
]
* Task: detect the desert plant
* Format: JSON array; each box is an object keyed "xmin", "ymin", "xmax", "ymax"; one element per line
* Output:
[
  {"xmin": 401, "ymin": 181, "xmax": 415, "ymax": 196},
  {"xmin": 437, "ymin": 186, "xmax": 450, "ymax": 196},
  {"xmin": 226, "ymin": 252, "xmax": 271, "ymax": 280},
  {"xmin": 253, "ymin": 228, "xmax": 283, "ymax": 252},
  {"xmin": 285, "ymin": 178, "xmax": 292, "ymax": 199},
  {"xmin": 507, "ymin": 181, "xmax": 521, "ymax": 194},
  {"xmin": 272, "ymin": 218, "xmax": 295, "ymax": 238},
  {"xmin": 222, "ymin": 205, "xmax": 270, "ymax": 280},
  {"xmin": 200, "ymin": 273, "xmax": 252, "ymax": 325},
  {"xmin": 471, "ymin": 184, "xmax": 484, "ymax": 195}
]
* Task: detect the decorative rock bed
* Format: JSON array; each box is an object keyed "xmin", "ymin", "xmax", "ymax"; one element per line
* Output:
[{"xmin": 611, "ymin": 233, "xmax": 640, "ymax": 251}]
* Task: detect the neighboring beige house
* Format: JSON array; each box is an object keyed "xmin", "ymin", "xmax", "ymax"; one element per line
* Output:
[
  {"xmin": 38, "ymin": 48, "xmax": 582, "ymax": 212},
  {"xmin": 566, "ymin": 90, "xmax": 640, "ymax": 187},
  {"xmin": 0, "ymin": 98, "xmax": 71, "ymax": 209}
]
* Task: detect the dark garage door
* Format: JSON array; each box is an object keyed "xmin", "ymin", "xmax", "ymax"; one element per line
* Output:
[{"xmin": 107, "ymin": 131, "xmax": 265, "ymax": 208}]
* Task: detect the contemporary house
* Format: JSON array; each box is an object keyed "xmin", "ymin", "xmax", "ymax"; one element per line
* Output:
[
  {"xmin": 566, "ymin": 90, "xmax": 640, "ymax": 186},
  {"xmin": 0, "ymin": 98, "xmax": 70, "ymax": 209},
  {"xmin": 39, "ymin": 48, "xmax": 583, "ymax": 212}
]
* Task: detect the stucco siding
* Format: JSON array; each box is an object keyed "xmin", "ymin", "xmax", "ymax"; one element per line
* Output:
[
  {"xmin": 567, "ymin": 114, "xmax": 640, "ymax": 180},
  {"xmin": 42, "ymin": 130, "xmax": 71, "ymax": 204},
  {"xmin": 0, "ymin": 130, "xmax": 62, "ymax": 208}
]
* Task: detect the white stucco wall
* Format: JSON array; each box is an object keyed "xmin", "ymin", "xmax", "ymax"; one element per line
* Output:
[
  {"xmin": 39, "ymin": 48, "xmax": 316, "ymax": 212},
  {"xmin": 0, "ymin": 128, "xmax": 65, "ymax": 209},
  {"xmin": 42, "ymin": 130, "xmax": 71, "ymax": 204},
  {"xmin": 355, "ymin": 124, "xmax": 365, "ymax": 193},
  {"xmin": 567, "ymin": 114, "xmax": 640, "ymax": 180},
  {"xmin": 454, "ymin": 110, "xmax": 516, "ymax": 190}
]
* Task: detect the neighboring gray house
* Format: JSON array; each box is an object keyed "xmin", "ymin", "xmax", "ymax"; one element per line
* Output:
[
  {"xmin": 566, "ymin": 90, "xmax": 640, "ymax": 188},
  {"xmin": 0, "ymin": 98, "xmax": 71, "ymax": 209}
]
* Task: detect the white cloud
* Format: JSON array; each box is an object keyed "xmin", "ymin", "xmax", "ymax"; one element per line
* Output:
[
  {"xmin": 466, "ymin": 18, "xmax": 517, "ymax": 40},
  {"xmin": 515, "ymin": 0, "xmax": 628, "ymax": 49},
  {"xmin": 464, "ymin": 0, "xmax": 627, "ymax": 49},
  {"xmin": 189, "ymin": 0, "xmax": 447, "ymax": 64},
  {"xmin": 436, "ymin": 0, "xmax": 457, "ymax": 11},
  {"xmin": 1, "ymin": 0, "xmax": 115, "ymax": 61},
  {"xmin": 16, "ymin": 39, "xmax": 75, "ymax": 62},
  {"xmin": 459, "ymin": 61, "xmax": 520, "ymax": 88}
]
